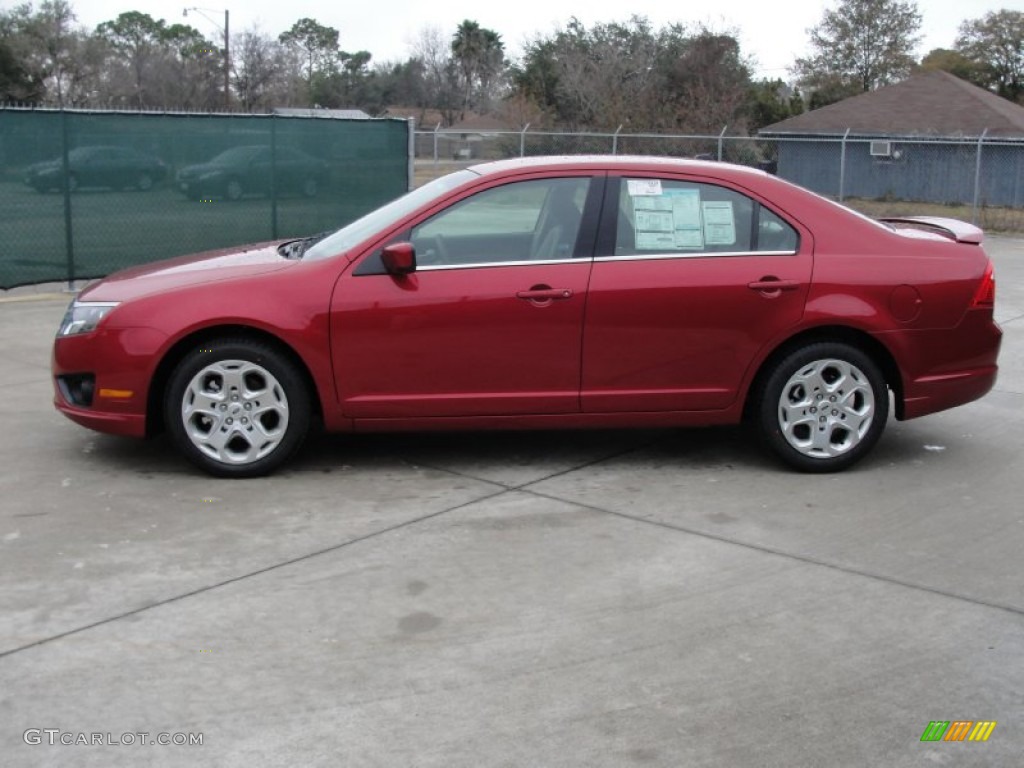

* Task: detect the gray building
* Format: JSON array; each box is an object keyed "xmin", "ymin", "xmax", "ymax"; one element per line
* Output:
[{"xmin": 759, "ymin": 71, "xmax": 1024, "ymax": 207}]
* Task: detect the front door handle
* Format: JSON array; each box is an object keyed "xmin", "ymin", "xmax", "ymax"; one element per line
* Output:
[{"xmin": 516, "ymin": 287, "xmax": 574, "ymax": 301}]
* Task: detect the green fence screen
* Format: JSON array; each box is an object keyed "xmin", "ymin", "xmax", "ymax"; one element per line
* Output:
[{"xmin": 0, "ymin": 108, "xmax": 411, "ymax": 289}]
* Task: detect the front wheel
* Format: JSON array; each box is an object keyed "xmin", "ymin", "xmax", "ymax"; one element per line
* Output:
[
  {"xmin": 756, "ymin": 342, "xmax": 888, "ymax": 473},
  {"xmin": 225, "ymin": 178, "xmax": 244, "ymax": 201},
  {"xmin": 164, "ymin": 339, "xmax": 311, "ymax": 477}
]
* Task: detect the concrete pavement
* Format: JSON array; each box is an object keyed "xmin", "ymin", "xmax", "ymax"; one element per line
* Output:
[{"xmin": 1, "ymin": 237, "xmax": 1022, "ymax": 766}]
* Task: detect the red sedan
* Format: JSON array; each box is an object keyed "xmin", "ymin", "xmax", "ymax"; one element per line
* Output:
[{"xmin": 52, "ymin": 157, "xmax": 1001, "ymax": 477}]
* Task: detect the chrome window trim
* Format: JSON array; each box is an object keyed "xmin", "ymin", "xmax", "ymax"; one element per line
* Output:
[
  {"xmin": 417, "ymin": 257, "xmax": 584, "ymax": 272},
  {"xmin": 597, "ymin": 250, "xmax": 798, "ymax": 263},
  {"xmin": 414, "ymin": 250, "xmax": 798, "ymax": 271}
]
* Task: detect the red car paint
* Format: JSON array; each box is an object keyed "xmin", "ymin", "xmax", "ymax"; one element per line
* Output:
[{"xmin": 53, "ymin": 156, "xmax": 1001, "ymax": 457}]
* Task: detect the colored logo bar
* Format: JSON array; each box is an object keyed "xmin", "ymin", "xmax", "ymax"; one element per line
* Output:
[{"xmin": 920, "ymin": 721, "xmax": 997, "ymax": 742}]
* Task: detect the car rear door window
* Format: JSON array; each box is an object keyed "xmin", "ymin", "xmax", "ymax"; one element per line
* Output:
[{"xmin": 613, "ymin": 178, "xmax": 798, "ymax": 257}]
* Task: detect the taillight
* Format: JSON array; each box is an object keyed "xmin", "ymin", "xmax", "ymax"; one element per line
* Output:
[{"xmin": 970, "ymin": 262, "xmax": 995, "ymax": 308}]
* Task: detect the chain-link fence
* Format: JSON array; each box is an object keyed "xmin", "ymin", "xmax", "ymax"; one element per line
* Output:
[
  {"xmin": 4, "ymin": 115, "xmax": 1020, "ymax": 289},
  {"xmin": 0, "ymin": 107, "xmax": 412, "ymax": 289},
  {"xmin": 414, "ymin": 127, "xmax": 1024, "ymax": 233}
]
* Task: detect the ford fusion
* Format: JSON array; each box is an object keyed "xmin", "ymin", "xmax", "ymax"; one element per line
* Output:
[{"xmin": 52, "ymin": 156, "xmax": 1001, "ymax": 477}]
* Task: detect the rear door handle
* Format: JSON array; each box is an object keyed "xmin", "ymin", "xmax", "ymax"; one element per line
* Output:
[
  {"xmin": 516, "ymin": 287, "xmax": 574, "ymax": 300},
  {"xmin": 747, "ymin": 279, "xmax": 800, "ymax": 292}
]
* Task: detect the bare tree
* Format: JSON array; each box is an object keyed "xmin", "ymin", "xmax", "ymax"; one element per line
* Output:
[
  {"xmin": 278, "ymin": 16, "xmax": 339, "ymax": 102},
  {"xmin": 516, "ymin": 17, "xmax": 750, "ymax": 133},
  {"xmin": 96, "ymin": 11, "xmax": 167, "ymax": 106},
  {"xmin": 664, "ymin": 29, "xmax": 751, "ymax": 133},
  {"xmin": 233, "ymin": 28, "xmax": 296, "ymax": 111},
  {"xmin": 410, "ymin": 26, "xmax": 459, "ymax": 124},
  {"xmin": 518, "ymin": 17, "xmax": 660, "ymax": 131},
  {"xmin": 794, "ymin": 0, "xmax": 922, "ymax": 101},
  {"xmin": 2, "ymin": 0, "xmax": 91, "ymax": 106},
  {"xmin": 956, "ymin": 10, "xmax": 1024, "ymax": 103},
  {"xmin": 154, "ymin": 23, "xmax": 222, "ymax": 109}
]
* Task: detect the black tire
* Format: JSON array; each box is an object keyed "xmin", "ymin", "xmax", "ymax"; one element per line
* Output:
[
  {"xmin": 756, "ymin": 342, "xmax": 888, "ymax": 473},
  {"xmin": 164, "ymin": 338, "xmax": 311, "ymax": 477}
]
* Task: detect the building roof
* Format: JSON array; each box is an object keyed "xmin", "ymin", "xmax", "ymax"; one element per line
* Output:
[
  {"xmin": 448, "ymin": 114, "xmax": 516, "ymax": 133},
  {"xmin": 383, "ymin": 106, "xmax": 447, "ymax": 126},
  {"xmin": 272, "ymin": 108, "xmax": 370, "ymax": 120},
  {"xmin": 760, "ymin": 70, "xmax": 1024, "ymax": 139}
]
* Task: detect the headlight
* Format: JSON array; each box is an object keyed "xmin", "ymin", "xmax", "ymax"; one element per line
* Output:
[{"xmin": 58, "ymin": 300, "xmax": 119, "ymax": 337}]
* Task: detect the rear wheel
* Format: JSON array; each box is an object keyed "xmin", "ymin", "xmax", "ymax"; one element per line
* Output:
[
  {"xmin": 164, "ymin": 339, "xmax": 311, "ymax": 477},
  {"xmin": 756, "ymin": 342, "xmax": 888, "ymax": 472}
]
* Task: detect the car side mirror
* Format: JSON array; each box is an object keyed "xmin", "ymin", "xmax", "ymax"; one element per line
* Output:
[{"xmin": 381, "ymin": 242, "xmax": 416, "ymax": 276}]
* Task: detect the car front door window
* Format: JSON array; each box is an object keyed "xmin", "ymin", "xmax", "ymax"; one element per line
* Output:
[{"xmin": 411, "ymin": 177, "xmax": 590, "ymax": 267}]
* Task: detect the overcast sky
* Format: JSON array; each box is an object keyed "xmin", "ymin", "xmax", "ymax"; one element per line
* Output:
[{"xmin": 32, "ymin": 0, "xmax": 1013, "ymax": 78}]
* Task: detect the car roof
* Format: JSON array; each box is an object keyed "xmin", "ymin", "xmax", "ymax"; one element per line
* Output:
[{"xmin": 468, "ymin": 154, "xmax": 771, "ymax": 181}]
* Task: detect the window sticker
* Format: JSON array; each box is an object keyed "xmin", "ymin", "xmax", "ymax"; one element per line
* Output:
[
  {"xmin": 701, "ymin": 200, "xmax": 736, "ymax": 246},
  {"xmin": 635, "ymin": 232, "xmax": 679, "ymax": 249},
  {"xmin": 632, "ymin": 185, "xmax": 704, "ymax": 250},
  {"xmin": 635, "ymin": 207, "xmax": 673, "ymax": 233},
  {"xmin": 627, "ymin": 179, "xmax": 662, "ymax": 196}
]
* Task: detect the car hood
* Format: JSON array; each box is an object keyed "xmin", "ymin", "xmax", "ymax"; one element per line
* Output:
[{"xmin": 81, "ymin": 241, "xmax": 294, "ymax": 302}]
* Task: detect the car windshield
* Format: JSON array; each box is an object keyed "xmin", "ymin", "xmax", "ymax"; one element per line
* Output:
[{"xmin": 303, "ymin": 170, "xmax": 478, "ymax": 261}]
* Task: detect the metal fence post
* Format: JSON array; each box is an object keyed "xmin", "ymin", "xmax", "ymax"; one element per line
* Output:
[
  {"xmin": 613, "ymin": 124, "xmax": 623, "ymax": 155},
  {"xmin": 432, "ymin": 122, "xmax": 440, "ymax": 166},
  {"xmin": 717, "ymin": 125, "xmax": 727, "ymax": 161},
  {"xmin": 407, "ymin": 118, "xmax": 416, "ymax": 191},
  {"xmin": 972, "ymin": 128, "xmax": 988, "ymax": 225},
  {"xmin": 838, "ymin": 128, "xmax": 851, "ymax": 201},
  {"xmin": 520, "ymin": 123, "xmax": 530, "ymax": 158},
  {"xmin": 60, "ymin": 108, "xmax": 75, "ymax": 290},
  {"xmin": 270, "ymin": 113, "xmax": 278, "ymax": 239}
]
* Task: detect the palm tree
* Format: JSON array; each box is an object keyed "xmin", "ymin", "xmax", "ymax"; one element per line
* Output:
[
  {"xmin": 451, "ymin": 20, "xmax": 503, "ymax": 119},
  {"xmin": 452, "ymin": 20, "xmax": 483, "ymax": 120}
]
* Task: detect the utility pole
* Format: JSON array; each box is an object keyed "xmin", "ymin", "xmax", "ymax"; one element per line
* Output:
[
  {"xmin": 223, "ymin": 10, "xmax": 229, "ymax": 110},
  {"xmin": 184, "ymin": 7, "xmax": 231, "ymax": 109}
]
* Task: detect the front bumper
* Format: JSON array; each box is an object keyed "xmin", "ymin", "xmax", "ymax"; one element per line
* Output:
[
  {"xmin": 54, "ymin": 400, "xmax": 147, "ymax": 437},
  {"xmin": 52, "ymin": 326, "xmax": 167, "ymax": 438}
]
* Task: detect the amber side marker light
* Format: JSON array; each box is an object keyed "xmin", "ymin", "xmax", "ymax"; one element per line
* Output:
[
  {"xmin": 971, "ymin": 262, "xmax": 995, "ymax": 308},
  {"xmin": 98, "ymin": 388, "xmax": 134, "ymax": 399}
]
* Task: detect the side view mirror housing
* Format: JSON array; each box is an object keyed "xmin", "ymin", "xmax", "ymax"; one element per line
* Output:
[{"xmin": 381, "ymin": 242, "xmax": 416, "ymax": 275}]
